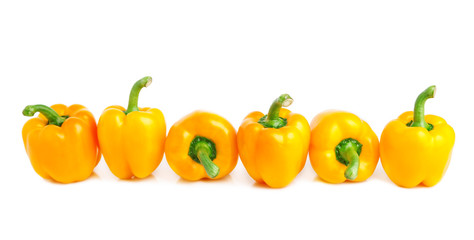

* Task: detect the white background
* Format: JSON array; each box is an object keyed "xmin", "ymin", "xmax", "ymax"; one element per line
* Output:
[{"xmin": 1, "ymin": 1, "xmax": 473, "ymax": 239}]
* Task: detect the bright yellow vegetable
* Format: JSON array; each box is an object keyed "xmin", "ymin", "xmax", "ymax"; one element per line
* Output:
[
  {"xmin": 237, "ymin": 94, "xmax": 310, "ymax": 188},
  {"xmin": 22, "ymin": 104, "xmax": 101, "ymax": 183},
  {"xmin": 98, "ymin": 77, "xmax": 166, "ymax": 179},
  {"xmin": 380, "ymin": 85, "xmax": 455, "ymax": 187},
  {"xmin": 309, "ymin": 110, "xmax": 379, "ymax": 183},
  {"xmin": 165, "ymin": 111, "xmax": 238, "ymax": 180}
]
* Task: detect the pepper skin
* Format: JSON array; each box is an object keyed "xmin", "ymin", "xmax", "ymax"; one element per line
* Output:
[
  {"xmin": 22, "ymin": 104, "xmax": 101, "ymax": 183},
  {"xmin": 98, "ymin": 76, "xmax": 166, "ymax": 179},
  {"xmin": 380, "ymin": 85, "xmax": 455, "ymax": 188},
  {"xmin": 309, "ymin": 110, "xmax": 379, "ymax": 183},
  {"xmin": 237, "ymin": 94, "xmax": 310, "ymax": 188},
  {"xmin": 165, "ymin": 111, "xmax": 238, "ymax": 180}
]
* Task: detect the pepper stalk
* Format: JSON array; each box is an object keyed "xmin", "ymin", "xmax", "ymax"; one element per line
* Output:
[
  {"xmin": 124, "ymin": 76, "xmax": 152, "ymax": 115},
  {"xmin": 22, "ymin": 104, "xmax": 67, "ymax": 127},
  {"xmin": 188, "ymin": 136, "xmax": 220, "ymax": 178},
  {"xmin": 335, "ymin": 138, "xmax": 363, "ymax": 181},
  {"xmin": 258, "ymin": 94, "xmax": 293, "ymax": 129},
  {"xmin": 409, "ymin": 85, "xmax": 436, "ymax": 131}
]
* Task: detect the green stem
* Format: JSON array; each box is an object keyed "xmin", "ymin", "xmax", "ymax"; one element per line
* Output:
[
  {"xmin": 335, "ymin": 138, "xmax": 362, "ymax": 181},
  {"xmin": 197, "ymin": 148, "xmax": 220, "ymax": 178},
  {"xmin": 340, "ymin": 143, "xmax": 360, "ymax": 180},
  {"xmin": 124, "ymin": 76, "xmax": 152, "ymax": 114},
  {"xmin": 258, "ymin": 94, "xmax": 293, "ymax": 129},
  {"xmin": 410, "ymin": 85, "xmax": 436, "ymax": 131},
  {"xmin": 22, "ymin": 104, "xmax": 67, "ymax": 127},
  {"xmin": 188, "ymin": 136, "xmax": 219, "ymax": 178}
]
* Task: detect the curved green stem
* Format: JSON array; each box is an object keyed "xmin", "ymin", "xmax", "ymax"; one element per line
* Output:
[
  {"xmin": 409, "ymin": 85, "xmax": 436, "ymax": 131},
  {"xmin": 335, "ymin": 138, "xmax": 362, "ymax": 181},
  {"xmin": 340, "ymin": 144, "xmax": 360, "ymax": 180},
  {"xmin": 188, "ymin": 136, "xmax": 219, "ymax": 178},
  {"xmin": 22, "ymin": 104, "xmax": 67, "ymax": 127},
  {"xmin": 197, "ymin": 148, "xmax": 220, "ymax": 178},
  {"xmin": 258, "ymin": 94, "xmax": 293, "ymax": 129},
  {"xmin": 124, "ymin": 76, "xmax": 152, "ymax": 114}
]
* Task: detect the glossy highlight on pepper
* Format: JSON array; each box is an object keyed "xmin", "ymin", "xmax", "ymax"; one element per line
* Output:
[
  {"xmin": 380, "ymin": 85, "xmax": 455, "ymax": 188},
  {"xmin": 98, "ymin": 76, "xmax": 166, "ymax": 179},
  {"xmin": 22, "ymin": 104, "xmax": 101, "ymax": 183}
]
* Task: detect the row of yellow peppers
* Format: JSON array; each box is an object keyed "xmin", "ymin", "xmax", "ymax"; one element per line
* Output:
[{"xmin": 22, "ymin": 77, "xmax": 455, "ymax": 188}]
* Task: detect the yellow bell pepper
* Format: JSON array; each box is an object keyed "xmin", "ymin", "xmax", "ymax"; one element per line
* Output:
[
  {"xmin": 237, "ymin": 94, "xmax": 310, "ymax": 188},
  {"xmin": 380, "ymin": 85, "xmax": 455, "ymax": 188},
  {"xmin": 309, "ymin": 110, "xmax": 379, "ymax": 183},
  {"xmin": 98, "ymin": 76, "xmax": 166, "ymax": 179},
  {"xmin": 165, "ymin": 111, "xmax": 238, "ymax": 180},
  {"xmin": 22, "ymin": 104, "xmax": 101, "ymax": 183}
]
